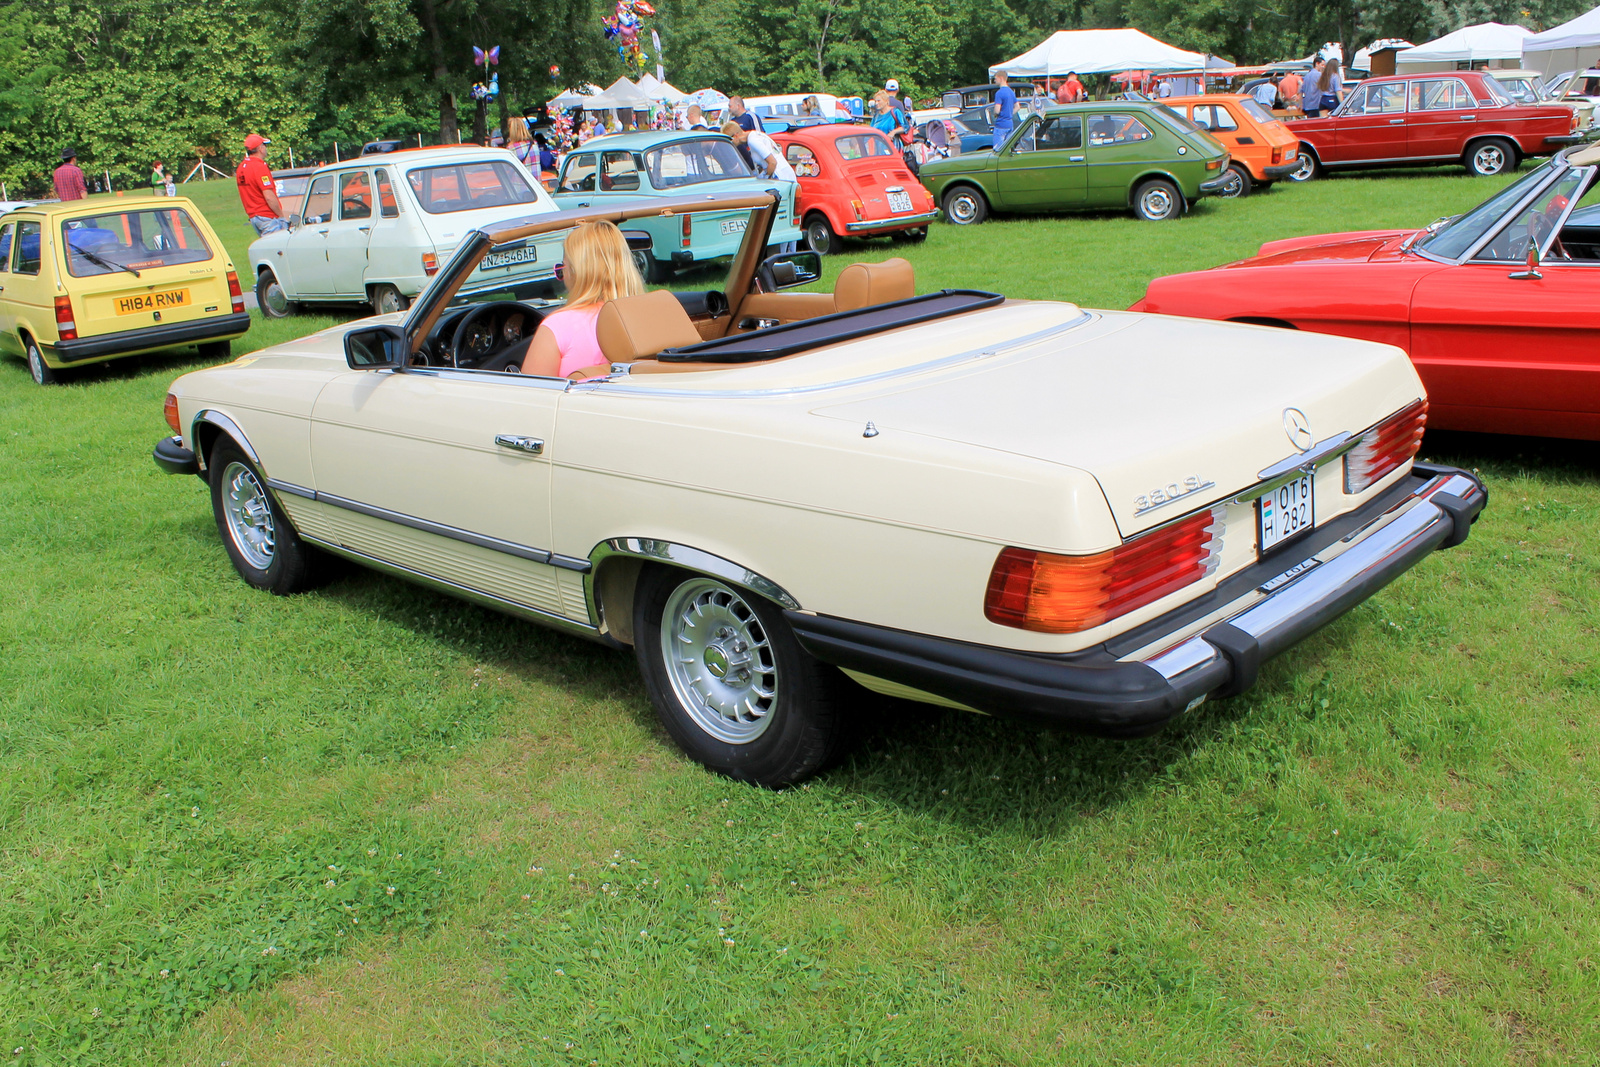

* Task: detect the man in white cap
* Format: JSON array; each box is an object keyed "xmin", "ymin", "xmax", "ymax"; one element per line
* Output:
[{"xmin": 885, "ymin": 78, "xmax": 911, "ymax": 125}]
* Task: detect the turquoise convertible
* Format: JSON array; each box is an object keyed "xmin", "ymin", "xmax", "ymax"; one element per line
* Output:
[{"xmin": 551, "ymin": 130, "xmax": 801, "ymax": 281}]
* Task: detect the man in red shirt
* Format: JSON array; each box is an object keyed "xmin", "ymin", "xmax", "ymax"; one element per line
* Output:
[
  {"xmin": 236, "ymin": 133, "xmax": 288, "ymax": 235},
  {"xmin": 53, "ymin": 147, "xmax": 87, "ymax": 201},
  {"xmin": 1063, "ymin": 71, "xmax": 1086, "ymax": 103}
]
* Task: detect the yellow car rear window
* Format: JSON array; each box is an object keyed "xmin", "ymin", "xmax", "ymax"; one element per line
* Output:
[{"xmin": 62, "ymin": 208, "xmax": 212, "ymax": 278}]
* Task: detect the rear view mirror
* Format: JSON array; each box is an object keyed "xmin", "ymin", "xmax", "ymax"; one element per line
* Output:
[
  {"xmin": 620, "ymin": 229, "xmax": 653, "ymax": 252},
  {"xmin": 345, "ymin": 323, "xmax": 407, "ymax": 369},
  {"xmin": 756, "ymin": 250, "xmax": 821, "ymax": 292}
]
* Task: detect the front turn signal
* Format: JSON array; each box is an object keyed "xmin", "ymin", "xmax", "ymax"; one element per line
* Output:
[{"xmin": 164, "ymin": 392, "xmax": 181, "ymax": 433}]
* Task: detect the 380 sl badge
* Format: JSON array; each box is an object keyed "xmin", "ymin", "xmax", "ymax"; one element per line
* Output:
[{"xmin": 1133, "ymin": 475, "xmax": 1217, "ymax": 515}]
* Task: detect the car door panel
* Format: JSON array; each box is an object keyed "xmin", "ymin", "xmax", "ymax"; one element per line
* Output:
[
  {"xmin": 0, "ymin": 222, "xmax": 15, "ymax": 353},
  {"xmin": 1410, "ymin": 263, "xmax": 1599, "ymax": 435},
  {"xmin": 1085, "ymin": 113, "xmax": 1159, "ymax": 205},
  {"xmin": 1333, "ymin": 82, "xmax": 1409, "ymax": 162},
  {"xmin": 995, "ymin": 116, "xmax": 1086, "ymax": 208},
  {"xmin": 286, "ymin": 173, "xmax": 337, "ymax": 296},
  {"xmin": 1407, "ymin": 78, "xmax": 1476, "ymax": 159},
  {"xmin": 308, "ymin": 369, "xmax": 573, "ymax": 616},
  {"xmin": 324, "ymin": 169, "xmax": 376, "ymax": 298}
]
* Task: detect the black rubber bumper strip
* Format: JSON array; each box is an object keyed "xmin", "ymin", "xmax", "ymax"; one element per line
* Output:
[
  {"xmin": 49, "ymin": 311, "xmax": 251, "ymax": 362},
  {"xmin": 152, "ymin": 435, "xmax": 199, "ymax": 476}
]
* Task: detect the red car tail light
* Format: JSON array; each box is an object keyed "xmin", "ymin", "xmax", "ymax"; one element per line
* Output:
[
  {"xmin": 54, "ymin": 296, "xmax": 77, "ymax": 341},
  {"xmin": 164, "ymin": 392, "xmax": 181, "ymax": 433},
  {"xmin": 226, "ymin": 270, "xmax": 245, "ymax": 313},
  {"xmin": 422, "ymin": 252, "xmax": 439, "ymax": 276},
  {"xmin": 1344, "ymin": 399, "xmax": 1428, "ymax": 494},
  {"xmin": 850, "ymin": 199, "xmax": 864, "ymax": 221},
  {"xmin": 1271, "ymin": 146, "xmax": 1284, "ymax": 165},
  {"xmin": 681, "ymin": 212, "xmax": 692, "ymax": 248},
  {"xmin": 984, "ymin": 506, "xmax": 1224, "ymax": 634}
]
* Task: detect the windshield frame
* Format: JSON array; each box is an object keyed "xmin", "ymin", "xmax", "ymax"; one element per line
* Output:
[{"xmin": 1415, "ymin": 159, "xmax": 1560, "ymax": 262}]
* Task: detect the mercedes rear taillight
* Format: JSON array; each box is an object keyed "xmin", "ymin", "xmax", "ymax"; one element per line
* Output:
[
  {"xmin": 226, "ymin": 270, "xmax": 245, "ymax": 313},
  {"xmin": 54, "ymin": 296, "xmax": 77, "ymax": 341},
  {"xmin": 984, "ymin": 506, "xmax": 1224, "ymax": 634},
  {"xmin": 1344, "ymin": 399, "xmax": 1428, "ymax": 494}
]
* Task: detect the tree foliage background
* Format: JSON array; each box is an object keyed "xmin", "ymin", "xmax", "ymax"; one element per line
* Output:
[{"xmin": 0, "ymin": 0, "xmax": 1592, "ymax": 192}]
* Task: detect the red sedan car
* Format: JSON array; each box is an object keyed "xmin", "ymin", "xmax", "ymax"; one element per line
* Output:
[
  {"xmin": 1288, "ymin": 70, "xmax": 1585, "ymax": 180},
  {"xmin": 1131, "ymin": 143, "xmax": 1600, "ymax": 441},
  {"xmin": 773, "ymin": 125, "xmax": 939, "ymax": 255}
]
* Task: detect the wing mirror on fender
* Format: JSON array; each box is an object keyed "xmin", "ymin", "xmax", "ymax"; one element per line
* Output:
[
  {"xmin": 1510, "ymin": 242, "xmax": 1542, "ymax": 281},
  {"xmin": 344, "ymin": 323, "xmax": 407, "ymax": 369},
  {"xmin": 756, "ymin": 250, "xmax": 822, "ymax": 292}
]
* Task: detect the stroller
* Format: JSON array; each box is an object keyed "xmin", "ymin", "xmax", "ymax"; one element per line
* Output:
[{"xmin": 909, "ymin": 118, "xmax": 959, "ymax": 169}]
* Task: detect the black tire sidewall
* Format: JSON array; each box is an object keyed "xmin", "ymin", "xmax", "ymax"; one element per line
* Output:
[
  {"xmin": 1134, "ymin": 179, "xmax": 1180, "ymax": 221},
  {"xmin": 26, "ymin": 341, "xmax": 54, "ymax": 385},
  {"xmin": 372, "ymin": 284, "xmax": 408, "ymax": 316},
  {"xmin": 1224, "ymin": 164, "xmax": 1251, "ymax": 197},
  {"xmin": 804, "ymin": 215, "xmax": 834, "ymax": 255},
  {"xmin": 632, "ymin": 564, "xmax": 841, "ymax": 787},
  {"xmin": 1467, "ymin": 139, "xmax": 1512, "ymax": 177},
  {"xmin": 208, "ymin": 439, "xmax": 312, "ymax": 595},
  {"xmin": 1290, "ymin": 150, "xmax": 1318, "ymax": 182}
]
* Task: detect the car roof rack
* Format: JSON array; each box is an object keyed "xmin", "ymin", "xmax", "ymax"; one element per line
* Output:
[{"xmin": 656, "ymin": 289, "xmax": 1005, "ymax": 364}]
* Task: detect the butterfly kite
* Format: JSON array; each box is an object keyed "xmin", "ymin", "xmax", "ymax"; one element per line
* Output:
[{"xmin": 473, "ymin": 45, "xmax": 500, "ymax": 67}]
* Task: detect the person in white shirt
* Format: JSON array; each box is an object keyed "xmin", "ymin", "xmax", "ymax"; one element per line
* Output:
[
  {"xmin": 720, "ymin": 121, "xmax": 796, "ymax": 182},
  {"xmin": 1252, "ymin": 78, "xmax": 1279, "ymax": 108}
]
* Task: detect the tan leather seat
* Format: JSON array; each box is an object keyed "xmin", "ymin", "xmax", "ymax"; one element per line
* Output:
[
  {"xmin": 596, "ymin": 290, "xmax": 705, "ymax": 363},
  {"xmin": 832, "ymin": 258, "xmax": 914, "ymax": 312}
]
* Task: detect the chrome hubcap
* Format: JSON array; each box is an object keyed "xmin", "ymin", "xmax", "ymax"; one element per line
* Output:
[
  {"xmin": 1475, "ymin": 146, "xmax": 1504, "ymax": 173},
  {"xmin": 27, "ymin": 347, "xmax": 43, "ymax": 382},
  {"xmin": 1142, "ymin": 188, "xmax": 1173, "ymax": 218},
  {"xmin": 376, "ymin": 288, "xmax": 401, "ymax": 314},
  {"xmin": 263, "ymin": 278, "xmax": 289, "ymax": 314},
  {"xmin": 808, "ymin": 223, "xmax": 831, "ymax": 253},
  {"xmin": 661, "ymin": 578, "xmax": 777, "ymax": 744},
  {"xmin": 1293, "ymin": 156, "xmax": 1314, "ymax": 180},
  {"xmin": 949, "ymin": 194, "xmax": 976, "ymax": 223},
  {"xmin": 1221, "ymin": 170, "xmax": 1243, "ymax": 197},
  {"xmin": 222, "ymin": 461, "xmax": 276, "ymax": 571}
]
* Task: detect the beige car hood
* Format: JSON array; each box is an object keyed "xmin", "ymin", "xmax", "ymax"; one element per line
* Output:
[{"xmin": 810, "ymin": 310, "xmax": 1424, "ymax": 536}]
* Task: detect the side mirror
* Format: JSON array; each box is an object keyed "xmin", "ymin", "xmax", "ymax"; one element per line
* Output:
[
  {"xmin": 756, "ymin": 250, "xmax": 821, "ymax": 292},
  {"xmin": 1510, "ymin": 242, "xmax": 1542, "ymax": 281},
  {"xmin": 620, "ymin": 229, "xmax": 653, "ymax": 252},
  {"xmin": 345, "ymin": 323, "xmax": 407, "ymax": 369}
]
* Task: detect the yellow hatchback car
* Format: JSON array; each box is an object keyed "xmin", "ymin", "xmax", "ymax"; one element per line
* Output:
[{"xmin": 0, "ymin": 196, "xmax": 250, "ymax": 384}]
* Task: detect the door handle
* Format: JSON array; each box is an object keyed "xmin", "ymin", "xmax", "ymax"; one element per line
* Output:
[
  {"xmin": 1460, "ymin": 115, "xmax": 1475, "ymax": 120},
  {"xmin": 317, "ymin": 229, "xmax": 329, "ymax": 235},
  {"xmin": 1069, "ymin": 155, "xmax": 1085, "ymax": 161},
  {"xmin": 1389, "ymin": 118, "xmax": 1405, "ymax": 124},
  {"xmin": 359, "ymin": 225, "xmax": 371, "ymax": 232},
  {"xmin": 494, "ymin": 434, "xmax": 544, "ymax": 455}
]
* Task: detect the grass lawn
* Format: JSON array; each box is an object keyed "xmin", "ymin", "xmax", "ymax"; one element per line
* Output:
[{"xmin": 2, "ymin": 167, "xmax": 1597, "ymax": 1066}]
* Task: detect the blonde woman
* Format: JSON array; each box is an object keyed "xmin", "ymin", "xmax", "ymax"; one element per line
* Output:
[
  {"xmin": 507, "ymin": 115, "xmax": 534, "ymax": 164},
  {"xmin": 517, "ymin": 220, "xmax": 645, "ymax": 377}
]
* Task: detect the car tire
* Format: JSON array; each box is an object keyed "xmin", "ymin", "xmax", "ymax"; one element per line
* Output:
[
  {"xmin": 941, "ymin": 186, "xmax": 988, "ymax": 225},
  {"xmin": 632, "ymin": 564, "xmax": 853, "ymax": 787},
  {"xmin": 255, "ymin": 269, "xmax": 298, "ymax": 318},
  {"xmin": 1219, "ymin": 163, "xmax": 1252, "ymax": 198},
  {"xmin": 1465, "ymin": 138, "xmax": 1515, "ymax": 178},
  {"xmin": 370, "ymin": 283, "xmax": 409, "ymax": 316},
  {"xmin": 1289, "ymin": 148, "xmax": 1320, "ymax": 182},
  {"xmin": 25, "ymin": 338, "xmax": 57, "ymax": 385},
  {"xmin": 1132, "ymin": 178, "xmax": 1182, "ymax": 221},
  {"xmin": 197, "ymin": 340, "xmax": 232, "ymax": 361},
  {"xmin": 209, "ymin": 438, "xmax": 320, "ymax": 596},
  {"xmin": 632, "ymin": 249, "xmax": 672, "ymax": 284},
  {"xmin": 803, "ymin": 213, "xmax": 836, "ymax": 255}
]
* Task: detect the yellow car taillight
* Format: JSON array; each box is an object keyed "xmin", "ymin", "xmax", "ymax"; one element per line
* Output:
[
  {"xmin": 1344, "ymin": 400, "xmax": 1428, "ymax": 494},
  {"xmin": 984, "ymin": 506, "xmax": 1224, "ymax": 633}
]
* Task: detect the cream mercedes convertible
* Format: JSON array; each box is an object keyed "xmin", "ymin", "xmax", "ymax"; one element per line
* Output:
[{"xmin": 153, "ymin": 192, "xmax": 1487, "ymax": 786}]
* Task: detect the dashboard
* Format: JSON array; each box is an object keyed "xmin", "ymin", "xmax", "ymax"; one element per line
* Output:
[{"xmin": 418, "ymin": 302, "xmax": 547, "ymax": 371}]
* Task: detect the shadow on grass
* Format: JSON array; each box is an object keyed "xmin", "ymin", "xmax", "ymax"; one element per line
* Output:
[{"xmin": 1422, "ymin": 429, "xmax": 1600, "ymax": 487}]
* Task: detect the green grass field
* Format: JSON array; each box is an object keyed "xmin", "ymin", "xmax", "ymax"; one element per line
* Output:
[{"xmin": 3, "ymin": 168, "xmax": 1597, "ymax": 1066}]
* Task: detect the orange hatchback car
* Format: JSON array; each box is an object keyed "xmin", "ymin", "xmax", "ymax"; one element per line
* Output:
[{"xmin": 1160, "ymin": 94, "xmax": 1302, "ymax": 197}]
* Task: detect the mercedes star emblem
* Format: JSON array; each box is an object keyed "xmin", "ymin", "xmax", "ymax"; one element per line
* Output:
[{"xmin": 1283, "ymin": 407, "xmax": 1314, "ymax": 452}]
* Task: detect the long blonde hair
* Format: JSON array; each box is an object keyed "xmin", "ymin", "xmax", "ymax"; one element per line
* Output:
[
  {"xmin": 561, "ymin": 220, "xmax": 644, "ymax": 309},
  {"xmin": 507, "ymin": 115, "xmax": 531, "ymax": 143}
]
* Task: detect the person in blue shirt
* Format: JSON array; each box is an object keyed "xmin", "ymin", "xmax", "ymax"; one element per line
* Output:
[
  {"xmin": 871, "ymin": 90, "xmax": 907, "ymax": 138},
  {"xmin": 991, "ymin": 71, "xmax": 1017, "ymax": 145}
]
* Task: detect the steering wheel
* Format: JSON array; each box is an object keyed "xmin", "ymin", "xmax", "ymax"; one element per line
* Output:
[{"xmin": 447, "ymin": 303, "xmax": 535, "ymax": 372}]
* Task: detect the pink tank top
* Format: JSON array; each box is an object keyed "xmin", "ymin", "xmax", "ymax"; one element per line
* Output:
[{"xmin": 542, "ymin": 305, "xmax": 605, "ymax": 376}]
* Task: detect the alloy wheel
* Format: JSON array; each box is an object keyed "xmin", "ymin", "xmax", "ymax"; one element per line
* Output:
[
  {"xmin": 221, "ymin": 461, "xmax": 277, "ymax": 572},
  {"xmin": 659, "ymin": 577, "xmax": 778, "ymax": 744}
]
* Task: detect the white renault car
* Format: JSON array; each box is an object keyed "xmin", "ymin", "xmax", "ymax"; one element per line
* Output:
[{"xmin": 249, "ymin": 145, "xmax": 563, "ymax": 317}]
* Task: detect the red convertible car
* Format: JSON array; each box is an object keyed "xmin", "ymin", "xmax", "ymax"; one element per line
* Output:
[
  {"xmin": 774, "ymin": 125, "xmax": 939, "ymax": 255},
  {"xmin": 1131, "ymin": 143, "xmax": 1600, "ymax": 440},
  {"xmin": 1288, "ymin": 70, "xmax": 1585, "ymax": 180}
]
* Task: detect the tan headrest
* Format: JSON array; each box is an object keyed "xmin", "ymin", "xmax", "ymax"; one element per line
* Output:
[
  {"xmin": 595, "ymin": 290, "xmax": 704, "ymax": 363},
  {"xmin": 833, "ymin": 258, "xmax": 914, "ymax": 312}
]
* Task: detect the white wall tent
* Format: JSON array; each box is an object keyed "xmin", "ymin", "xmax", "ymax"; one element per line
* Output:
[
  {"xmin": 1394, "ymin": 23, "xmax": 1531, "ymax": 72},
  {"xmin": 1523, "ymin": 6, "xmax": 1600, "ymax": 76},
  {"xmin": 988, "ymin": 29, "xmax": 1208, "ymax": 78}
]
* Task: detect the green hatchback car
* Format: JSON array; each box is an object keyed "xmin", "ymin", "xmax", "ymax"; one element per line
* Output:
[{"xmin": 920, "ymin": 101, "xmax": 1232, "ymax": 223}]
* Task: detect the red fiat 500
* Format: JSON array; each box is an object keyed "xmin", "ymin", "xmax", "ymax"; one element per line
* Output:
[{"xmin": 773, "ymin": 125, "xmax": 939, "ymax": 255}]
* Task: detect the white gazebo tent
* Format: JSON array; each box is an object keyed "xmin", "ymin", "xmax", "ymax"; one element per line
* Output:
[
  {"xmin": 1394, "ymin": 22, "xmax": 1531, "ymax": 73},
  {"xmin": 1522, "ymin": 5, "xmax": 1600, "ymax": 76},
  {"xmin": 547, "ymin": 84, "xmax": 603, "ymax": 108},
  {"xmin": 989, "ymin": 29, "xmax": 1208, "ymax": 77},
  {"xmin": 637, "ymin": 73, "xmax": 688, "ymax": 104},
  {"xmin": 596, "ymin": 77, "xmax": 655, "ymax": 109}
]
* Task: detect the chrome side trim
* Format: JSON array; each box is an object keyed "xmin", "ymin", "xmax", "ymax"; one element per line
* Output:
[
  {"xmin": 588, "ymin": 538, "xmax": 802, "ymax": 616},
  {"xmin": 265, "ymin": 478, "xmax": 315, "ymax": 500},
  {"xmin": 316, "ymin": 491, "xmax": 566, "ymax": 566},
  {"xmin": 568, "ymin": 312, "xmax": 1095, "ymax": 399},
  {"xmin": 301, "ymin": 534, "xmax": 616, "ymax": 647},
  {"xmin": 190, "ymin": 410, "xmax": 259, "ymax": 470}
]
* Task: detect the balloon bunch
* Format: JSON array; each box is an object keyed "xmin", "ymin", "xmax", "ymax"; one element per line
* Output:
[
  {"xmin": 601, "ymin": 0, "xmax": 655, "ymax": 72},
  {"xmin": 471, "ymin": 46, "xmax": 500, "ymax": 102}
]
